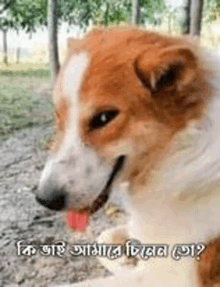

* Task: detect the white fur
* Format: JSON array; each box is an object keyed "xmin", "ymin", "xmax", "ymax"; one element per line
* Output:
[
  {"xmin": 60, "ymin": 52, "xmax": 89, "ymax": 157},
  {"xmin": 40, "ymin": 53, "xmax": 89, "ymax": 186},
  {"xmin": 39, "ymin": 53, "xmax": 114, "ymax": 209}
]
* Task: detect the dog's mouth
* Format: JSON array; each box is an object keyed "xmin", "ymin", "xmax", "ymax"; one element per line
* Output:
[
  {"xmin": 67, "ymin": 155, "xmax": 126, "ymax": 229},
  {"xmin": 89, "ymin": 155, "xmax": 126, "ymax": 214}
]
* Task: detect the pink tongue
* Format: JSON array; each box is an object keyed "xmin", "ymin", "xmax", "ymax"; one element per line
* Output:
[{"xmin": 67, "ymin": 211, "xmax": 88, "ymax": 230}]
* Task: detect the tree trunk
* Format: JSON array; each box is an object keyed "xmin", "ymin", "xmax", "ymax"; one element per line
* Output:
[
  {"xmin": 104, "ymin": 2, "xmax": 109, "ymax": 27},
  {"xmin": 16, "ymin": 47, "xmax": 20, "ymax": 64},
  {"xmin": 190, "ymin": 0, "xmax": 203, "ymax": 36},
  {"xmin": 132, "ymin": 0, "xmax": 140, "ymax": 25},
  {"xmin": 48, "ymin": 0, "xmax": 60, "ymax": 86},
  {"xmin": 3, "ymin": 29, "xmax": 8, "ymax": 65},
  {"xmin": 182, "ymin": 0, "xmax": 191, "ymax": 34},
  {"xmin": 168, "ymin": 12, "xmax": 172, "ymax": 34}
]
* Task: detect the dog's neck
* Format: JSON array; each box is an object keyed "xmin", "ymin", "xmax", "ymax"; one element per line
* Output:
[
  {"xmin": 126, "ymin": 95, "xmax": 220, "ymax": 243},
  {"xmin": 131, "ymin": 50, "xmax": 220, "ymax": 204},
  {"xmin": 153, "ymin": 102, "xmax": 220, "ymax": 197}
]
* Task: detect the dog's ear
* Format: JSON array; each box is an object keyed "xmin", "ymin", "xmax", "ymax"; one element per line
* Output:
[{"xmin": 134, "ymin": 46, "xmax": 198, "ymax": 94}]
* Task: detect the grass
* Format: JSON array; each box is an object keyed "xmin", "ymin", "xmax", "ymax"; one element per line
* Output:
[
  {"xmin": 0, "ymin": 69, "xmax": 50, "ymax": 77},
  {"xmin": 0, "ymin": 62, "xmax": 49, "ymax": 70},
  {"xmin": 0, "ymin": 63, "xmax": 54, "ymax": 137},
  {"xmin": 0, "ymin": 62, "xmax": 50, "ymax": 77}
]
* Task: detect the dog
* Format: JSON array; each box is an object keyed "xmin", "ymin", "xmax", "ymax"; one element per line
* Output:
[{"xmin": 36, "ymin": 27, "xmax": 220, "ymax": 286}]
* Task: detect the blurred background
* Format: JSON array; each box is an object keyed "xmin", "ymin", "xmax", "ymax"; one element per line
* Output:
[
  {"xmin": 0, "ymin": 1, "xmax": 219, "ymax": 286},
  {"xmin": 0, "ymin": 0, "xmax": 218, "ymax": 138}
]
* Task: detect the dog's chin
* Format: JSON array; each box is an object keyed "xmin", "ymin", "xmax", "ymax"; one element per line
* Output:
[{"xmin": 66, "ymin": 155, "xmax": 126, "ymax": 231}]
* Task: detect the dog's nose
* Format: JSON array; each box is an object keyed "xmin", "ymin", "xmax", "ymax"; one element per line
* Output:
[{"xmin": 35, "ymin": 189, "xmax": 67, "ymax": 211}]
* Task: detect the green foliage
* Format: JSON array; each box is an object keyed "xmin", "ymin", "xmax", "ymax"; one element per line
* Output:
[
  {"xmin": 203, "ymin": 0, "xmax": 220, "ymax": 22},
  {"xmin": 140, "ymin": 0, "xmax": 167, "ymax": 25},
  {"xmin": 59, "ymin": 0, "xmax": 166, "ymax": 29},
  {"xmin": 10, "ymin": 0, "xmax": 48, "ymax": 31},
  {"xmin": 59, "ymin": 0, "xmax": 102, "ymax": 29},
  {"xmin": 0, "ymin": 0, "xmax": 167, "ymax": 35},
  {"xmin": 0, "ymin": 0, "xmax": 48, "ymax": 32},
  {"xmin": 96, "ymin": 0, "xmax": 132, "ymax": 26},
  {"xmin": 0, "ymin": 0, "xmax": 168, "ymax": 34},
  {"xmin": 0, "ymin": 0, "xmax": 15, "ymax": 14},
  {"xmin": 58, "ymin": 0, "xmax": 131, "ymax": 29}
]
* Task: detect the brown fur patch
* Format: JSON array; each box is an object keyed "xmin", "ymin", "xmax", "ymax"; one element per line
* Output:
[{"xmin": 198, "ymin": 238, "xmax": 220, "ymax": 287}]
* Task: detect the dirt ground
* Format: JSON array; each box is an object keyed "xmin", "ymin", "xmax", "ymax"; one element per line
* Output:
[{"xmin": 0, "ymin": 124, "xmax": 128, "ymax": 287}]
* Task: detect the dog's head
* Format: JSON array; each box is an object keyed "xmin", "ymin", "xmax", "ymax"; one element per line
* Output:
[{"xmin": 36, "ymin": 28, "xmax": 211, "ymax": 219}]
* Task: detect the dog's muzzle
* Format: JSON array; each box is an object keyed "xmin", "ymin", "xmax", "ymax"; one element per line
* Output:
[{"xmin": 36, "ymin": 156, "xmax": 125, "ymax": 214}]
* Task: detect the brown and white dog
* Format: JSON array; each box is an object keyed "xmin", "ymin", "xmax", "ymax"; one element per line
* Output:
[{"xmin": 36, "ymin": 27, "xmax": 220, "ymax": 287}]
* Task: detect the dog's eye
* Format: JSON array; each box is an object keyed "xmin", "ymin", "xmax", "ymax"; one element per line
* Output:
[{"xmin": 90, "ymin": 110, "xmax": 119, "ymax": 129}]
